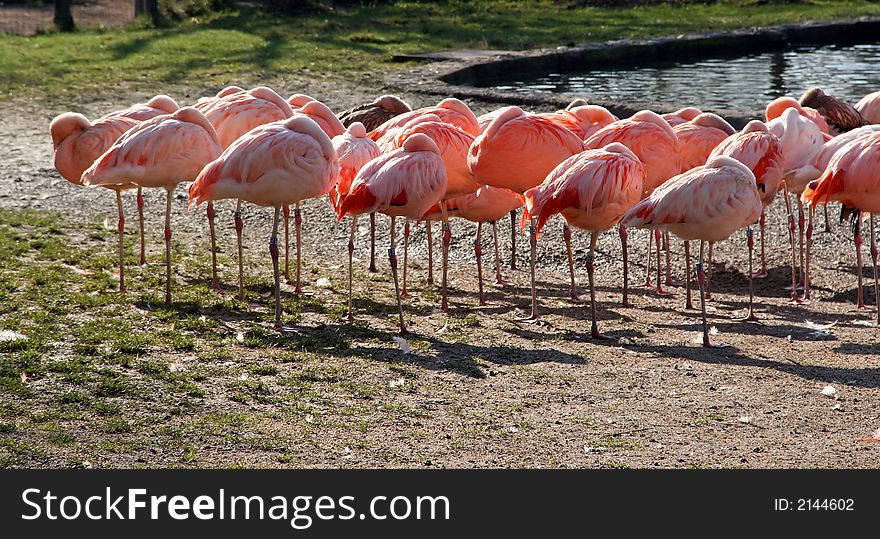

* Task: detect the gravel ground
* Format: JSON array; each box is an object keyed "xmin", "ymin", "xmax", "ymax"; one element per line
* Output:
[{"xmin": 2, "ymin": 77, "xmax": 879, "ymax": 468}]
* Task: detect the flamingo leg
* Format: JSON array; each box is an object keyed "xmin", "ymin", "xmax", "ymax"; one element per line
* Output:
[
  {"xmin": 440, "ymin": 202, "xmax": 451, "ymax": 312},
  {"xmin": 136, "ymin": 187, "xmax": 146, "ymax": 266},
  {"xmin": 369, "ymin": 212, "xmax": 378, "ymax": 273},
  {"xmin": 587, "ymin": 232, "xmax": 603, "ymax": 339},
  {"xmin": 270, "ymin": 206, "xmax": 282, "ymax": 329},
  {"xmin": 528, "ymin": 217, "xmax": 539, "ymax": 320},
  {"xmin": 492, "ymin": 221, "xmax": 507, "ymax": 286},
  {"xmin": 207, "ymin": 201, "xmax": 219, "ymax": 292},
  {"xmin": 740, "ymin": 227, "xmax": 759, "ymax": 322},
  {"xmin": 871, "ymin": 214, "xmax": 880, "ymax": 326},
  {"xmin": 642, "ymin": 230, "xmax": 653, "ymax": 288},
  {"xmin": 684, "ymin": 241, "xmax": 693, "ymax": 310},
  {"xmin": 509, "ymin": 209, "xmax": 517, "ymax": 270},
  {"xmin": 855, "ymin": 215, "xmax": 866, "ymax": 310},
  {"xmin": 163, "ymin": 187, "xmax": 173, "ymax": 308},
  {"xmin": 705, "ymin": 241, "xmax": 714, "ymax": 301},
  {"xmin": 783, "ymin": 190, "xmax": 805, "ymax": 303},
  {"xmin": 401, "ymin": 220, "xmax": 410, "ymax": 298},
  {"xmin": 348, "ymin": 216, "xmax": 356, "ymax": 322},
  {"xmin": 388, "ymin": 216, "xmax": 407, "ymax": 334},
  {"xmin": 294, "ymin": 202, "xmax": 302, "ymax": 295},
  {"xmin": 619, "ymin": 223, "xmax": 631, "ymax": 307},
  {"xmin": 426, "ymin": 220, "xmax": 434, "ymax": 285},
  {"xmin": 115, "ymin": 190, "xmax": 126, "ymax": 294},
  {"xmin": 697, "ymin": 240, "xmax": 711, "ymax": 347},
  {"xmin": 797, "ymin": 198, "xmax": 806, "ymax": 288},
  {"xmin": 824, "ymin": 203, "xmax": 831, "ymax": 233},
  {"xmin": 283, "ymin": 204, "xmax": 291, "ymax": 283},
  {"xmin": 234, "ymin": 200, "xmax": 245, "ymax": 301},
  {"xmin": 564, "ymin": 222, "xmax": 578, "ymax": 300},
  {"xmin": 475, "ymin": 222, "xmax": 486, "ymax": 306},
  {"xmin": 655, "ymin": 230, "xmax": 671, "ymax": 296},
  {"xmin": 804, "ymin": 205, "xmax": 813, "ymax": 302},
  {"xmin": 754, "ymin": 209, "xmax": 769, "ymax": 278}
]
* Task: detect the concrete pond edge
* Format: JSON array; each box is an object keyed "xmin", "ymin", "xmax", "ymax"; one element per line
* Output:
[{"xmin": 383, "ymin": 17, "xmax": 880, "ymax": 128}]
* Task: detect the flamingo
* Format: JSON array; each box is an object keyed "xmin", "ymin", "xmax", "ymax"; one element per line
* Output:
[
  {"xmin": 804, "ymin": 131, "xmax": 880, "ymax": 320},
  {"xmin": 674, "ymin": 113, "xmax": 735, "ymax": 171},
  {"xmin": 50, "ymin": 95, "xmax": 180, "ymax": 282},
  {"xmin": 767, "ymin": 107, "xmax": 824, "ymax": 303},
  {"xmin": 392, "ymin": 115, "xmax": 481, "ymax": 310},
  {"xmin": 765, "ymin": 96, "xmax": 831, "ymax": 135},
  {"xmin": 708, "ymin": 121, "xmax": 784, "ymax": 304},
  {"xmin": 584, "ymin": 110, "xmax": 682, "ymax": 300},
  {"xmin": 855, "ymin": 91, "xmax": 880, "ymax": 124},
  {"xmin": 537, "ymin": 105, "xmax": 618, "ymax": 139},
  {"xmin": 468, "ymin": 106, "xmax": 585, "ymax": 319},
  {"xmin": 287, "ymin": 94, "xmax": 318, "ymax": 110},
  {"xmin": 50, "ymin": 112, "xmax": 139, "ymax": 292},
  {"xmin": 338, "ymin": 134, "xmax": 448, "ymax": 333},
  {"xmin": 195, "ymin": 86, "xmax": 294, "ymax": 297},
  {"xmin": 336, "ymin": 95, "xmax": 413, "ymax": 274},
  {"xmin": 661, "ymin": 107, "xmax": 702, "ymax": 128},
  {"xmin": 338, "ymin": 95, "xmax": 412, "ymax": 131},
  {"xmin": 281, "ymin": 99, "xmax": 346, "ymax": 292},
  {"xmin": 331, "ymin": 122, "xmax": 382, "ymax": 319},
  {"xmin": 799, "ymin": 87, "xmax": 865, "ymax": 135},
  {"xmin": 524, "ymin": 143, "xmax": 646, "ymax": 337},
  {"xmin": 188, "ymin": 116, "xmax": 338, "ymax": 328},
  {"xmin": 622, "ymin": 156, "xmax": 762, "ymax": 347},
  {"xmin": 370, "ymin": 98, "xmax": 481, "ymax": 145},
  {"xmin": 82, "ymin": 107, "xmax": 222, "ymax": 306},
  {"xmin": 423, "ymin": 186, "xmax": 524, "ymax": 306},
  {"xmin": 789, "ymin": 124, "xmax": 880, "ymax": 299}
]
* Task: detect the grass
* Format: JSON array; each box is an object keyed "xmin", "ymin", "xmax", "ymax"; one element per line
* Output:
[{"xmin": 1, "ymin": 1, "xmax": 879, "ymax": 100}]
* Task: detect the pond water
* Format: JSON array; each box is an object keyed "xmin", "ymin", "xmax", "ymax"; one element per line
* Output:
[{"xmin": 481, "ymin": 42, "xmax": 880, "ymax": 112}]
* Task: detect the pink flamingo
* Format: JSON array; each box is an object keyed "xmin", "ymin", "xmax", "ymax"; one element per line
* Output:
[
  {"xmin": 281, "ymin": 99, "xmax": 346, "ymax": 292},
  {"xmin": 188, "ymin": 116, "xmax": 338, "ymax": 328},
  {"xmin": 804, "ymin": 131, "xmax": 880, "ymax": 321},
  {"xmin": 537, "ymin": 105, "xmax": 618, "ymax": 139},
  {"xmin": 331, "ymin": 122, "xmax": 382, "ymax": 319},
  {"xmin": 392, "ymin": 115, "xmax": 481, "ymax": 310},
  {"xmin": 584, "ymin": 110, "xmax": 682, "ymax": 300},
  {"xmin": 765, "ymin": 96, "xmax": 831, "ymax": 135},
  {"xmin": 674, "ymin": 113, "xmax": 735, "ymax": 171},
  {"xmin": 708, "ymin": 121, "xmax": 784, "ymax": 299},
  {"xmin": 336, "ymin": 96, "xmax": 413, "ymax": 274},
  {"xmin": 195, "ymin": 86, "xmax": 294, "ymax": 296},
  {"xmin": 50, "ymin": 94, "xmax": 180, "ymax": 274},
  {"xmin": 622, "ymin": 156, "xmax": 762, "ymax": 346},
  {"xmin": 338, "ymin": 134, "xmax": 448, "ymax": 333},
  {"xmin": 661, "ymin": 107, "xmax": 702, "ymax": 128},
  {"xmin": 524, "ymin": 143, "xmax": 646, "ymax": 337},
  {"xmin": 767, "ymin": 107, "xmax": 824, "ymax": 303},
  {"xmin": 799, "ymin": 87, "xmax": 865, "ymax": 134},
  {"xmin": 424, "ymin": 186, "xmax": 524, "ymax": 305},
  {"xmin": 338, "ymin": 95, "xmax": 413, "ymax": 273},
  {"xmin": 287, "ymin": 94, "xmax": 317, "ymax": 110},
  {"xmin": 468, "ymin": 106, "xmax": 584, "ymax": 319},
  {"xmin": 790, "ymin": 124, "xmax": 880, "ymax": 299},
  {"xmin": 369, "ymin": 98, "xmax": 480, "ymax": 145},
  {"xmin": 82, "ymin": 107, "xmax": 222, "ymax": 306},
  {"xmin": 855, "ymin": 91, "xmax": 880, "ymax": 124}
]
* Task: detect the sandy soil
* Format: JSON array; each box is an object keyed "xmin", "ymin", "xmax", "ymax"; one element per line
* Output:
[{"xmin": 2, "ymin": 77, "xmax": 879, "ymax": 469}]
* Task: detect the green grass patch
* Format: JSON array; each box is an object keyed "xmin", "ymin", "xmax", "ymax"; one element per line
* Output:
[{"xmin": 2, "ymin": 1, "xmax": 879, "ymax": 100}]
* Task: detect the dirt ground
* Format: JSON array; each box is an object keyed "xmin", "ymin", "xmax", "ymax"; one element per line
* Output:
[
  {"xmin": 0, "ymin": 1, "xmax": 134, "ymax": 36},
  {"xmin": 1, "ymin": 77, "xmax": 879, "ymax": 469}
]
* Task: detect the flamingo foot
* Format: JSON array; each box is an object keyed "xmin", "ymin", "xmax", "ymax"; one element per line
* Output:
[{"xmin": 753, "ymin": 268, "xmax": 769, "ymax": 279}]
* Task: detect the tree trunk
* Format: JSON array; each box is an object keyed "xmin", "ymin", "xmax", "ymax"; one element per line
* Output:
[
  {"xmin": 147, "ymin": 0, "xmax": 161, "ymax": 27},
  {"xmin": 54, "ymin": 0, "xmax": 75, "ymax": 32}
]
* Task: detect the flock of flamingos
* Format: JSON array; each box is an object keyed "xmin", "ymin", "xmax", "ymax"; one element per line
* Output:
[{"xmin": 48, "ymin": 85, "xmax": 880, "ymax": 347}]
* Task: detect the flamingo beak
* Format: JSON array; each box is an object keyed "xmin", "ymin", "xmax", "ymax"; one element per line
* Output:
[{"xmin": 758, "ymin": 183, "xmax": 766, "ymax": 193}]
